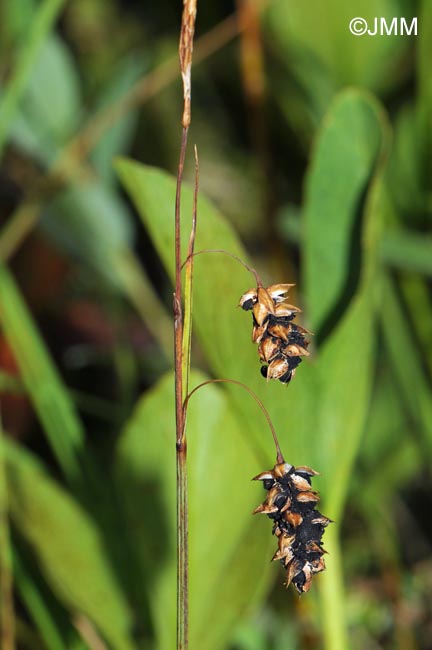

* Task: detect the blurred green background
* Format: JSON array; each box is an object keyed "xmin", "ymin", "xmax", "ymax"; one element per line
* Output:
[{"xmin": 1, "ymin": 0, "xmax": 431, "ymax": 648}]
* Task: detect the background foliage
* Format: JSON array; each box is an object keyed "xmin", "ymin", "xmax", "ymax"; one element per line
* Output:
[{"xmin": 1, "ymin": 1, "xmax": 431, "ymax": 649}]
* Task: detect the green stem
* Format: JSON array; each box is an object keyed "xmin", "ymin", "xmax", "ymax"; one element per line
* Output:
[
  {"xmin": 318, "ymin": 524, "xmax": 348, "ymax": 650},
  {"xmin": 181, "ymin": 147, "xmax": 199, "ymax": 401},
  {"xmin": 174, "ymin": 127, "xmax": 189, "ymax": 650},
  {"xmin": 0, "ymin": 0, "xmax": 67, "ymax": 156}
]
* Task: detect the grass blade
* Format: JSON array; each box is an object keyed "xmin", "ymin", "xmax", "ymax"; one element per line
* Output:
[{"xmin": 0, "ymin": 265, "xmax": 84, "ymax": 485}]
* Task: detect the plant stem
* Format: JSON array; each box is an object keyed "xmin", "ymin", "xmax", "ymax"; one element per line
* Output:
[
  {"xmin": 174, "ymin": 125, "xmax": 189, "ymax": 650},
  {"xmin": 182, "ymin": 147, "xmax": 199, "ymax": 404},
  {"xmin": 175, "ymin": 3, "xmax": 197, "ymax": 648}
]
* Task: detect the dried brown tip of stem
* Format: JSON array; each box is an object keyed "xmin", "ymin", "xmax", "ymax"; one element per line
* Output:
[{"xmin": 179, "ymin": 0, "xmax": 197, "ymax": 127}]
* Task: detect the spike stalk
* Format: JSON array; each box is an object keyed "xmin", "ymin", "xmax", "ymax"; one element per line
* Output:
[{"xmin": 184, "ymin": 378, "xmax": 284, "ymax": 464}]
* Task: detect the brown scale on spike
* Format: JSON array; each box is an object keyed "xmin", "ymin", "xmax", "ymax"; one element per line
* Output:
[
  {"xmin": 239, "ymin": 284, "xmax": 311, "ymax": 384},
  {"xmin": 252, "ymin": 462, "xmax": 331, "ymax": 593}
]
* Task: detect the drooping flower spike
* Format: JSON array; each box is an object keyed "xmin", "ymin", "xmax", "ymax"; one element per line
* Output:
[
  {"xmin": 253, "ymin": 461, "xmax": 330, "ymax": 593},
  {"xmin": 239, "ymin": 284, "xmax": 311, "ymax": 383}
]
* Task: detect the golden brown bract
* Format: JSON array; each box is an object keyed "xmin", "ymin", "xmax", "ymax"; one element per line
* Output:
[
  {"xmin": 252, "ymin": 462, "xmax": 331, "ymax": 593},
  {"xmin": 239, "ymin": 284, "xmax": 311, "ymax": 383}
]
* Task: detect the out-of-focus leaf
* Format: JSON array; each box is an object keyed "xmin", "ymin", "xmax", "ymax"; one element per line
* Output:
[
  {"xmin": 400, "ymin": 275, "xmax": 432, "ymax": 377},
  {"xmin": 265, "ymin": 0, "xmax": 412, "ymax": 116},
  {"xmin": 2, "ymin": 0, "xmax": 36, "ymax": 43},
  {"xmin": 10, "ymin": 33, "xmax": 81, "ymax": 163},
  {"xmin": 303, "ymin": 89, "xmax": 386, "ymax": 335},
  {"xmin": 116, "ymin": 371, "xmax": 275, "ymax": 650},
  {"xmin": 300, "ymin": 94, "xmax": 389, "ymax": 647},
  {"xmin": 279, "ymin": 208, "xmax": 432, "ymax": 277},
  {"xmin": 380, "ymin": 273, "xmax": 432, "ymax": 452},
  {"xmin": 386, "ymin": 104, "xmax": 427, "ymax": 220},
  {"xmin": 300, "ymin": 89, "xmax": 390, "ymax": 510},
  {"xmin": 0, "ymin": 0, "xmax": 67, "ymax": 157},
  {"xmin": 417, "ymin": 0, "xmax": 432, "ymax": 169},
  {"xmin": 20, "ymin": 33, "xmax": 81, "ymax": 139},
  {"xmin": 91, "ymin": 56, "xmax": 143, "ymax": 183},
  {"xmin": 0, "ymin": 422, "xmax": 13, "ymax": 650},
  {"xmin": 43, "ymin": 182, "xmax": 134, "ymax": 285},
  {"xmin": 14, "ymin": 550, "xmax": 68, "ymax": 650},
  {"xmin": 42, "ymin": 180, "xmax": 173, "ymax": 356},
  {"xmin": 6, "ymin": 442, "xmax": 135, "ymax": 650},
  {"xmin": 379, "ymin": 230, "xmax": 432, "ymax": 276},
  {"xmin": 0, "ymin": 265, "xmax": 84, "ymax": 485},
  {"xmin": 351, "ymin": 368, "xmax": 420, "ymax": 506}
]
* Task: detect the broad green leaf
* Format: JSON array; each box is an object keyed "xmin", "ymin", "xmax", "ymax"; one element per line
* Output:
[
  {"xmin": 117, "ymin": 371, "xmax": 275, "ymax": 650},
  {"xmin": 303, "ymin": 89, "xmax": 387, "ymax": 334},
  {"xmin": 0, "ymin": 265, "xmax": 84, "ymax": 485},
  {"xmin": 6, "ymin": 442, "xmax": 135, "ymax": 650},
  {"xmin": 2, "ymin": 0, "xmax": 36, "ymax": 44},
  {"xmin": 0, "ymin": 0, "xmax": 67, "ymax": 157},
  {"xmin": 9, "ymin": 33, "xmax": 80, "ymax": 165},
  {"xmin": 19, "ymin": 34, "xmax": 81, "ymax": 142}
]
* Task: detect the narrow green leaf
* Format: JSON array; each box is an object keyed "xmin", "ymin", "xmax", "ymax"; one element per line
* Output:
[
  {"xmin": 14, "ymin": 551, "xmax": 66, "ymax": 650},
  {"xmin": 0, "ymin": 265, "xmax": 84, "ymax": 484},
  {"xmin": 380, "ymin": 273, "xmax": 432, "ymax": 451},
  {"xmin": 6, "ymin": 442, "xmax": 135, "ymax": 650},
  {"xmin": 379, "ymin": 230, "xmax": 432, "ymax": 276},
  {"xmin": 0, "ymin": 422, "xmax": 14, "ymax": 650},
  {"xmin": 117, "ymin": 371, "xmax": 275, "ymax": 650}
]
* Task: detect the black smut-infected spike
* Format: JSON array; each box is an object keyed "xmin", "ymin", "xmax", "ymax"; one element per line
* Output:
[
  {"xmin": 253, "ymin": 461, "xmax": 330, "ymax": 593},
  {"xmin": 239, "ymin": 283, "xmax": 311, "ymax": 383}
]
